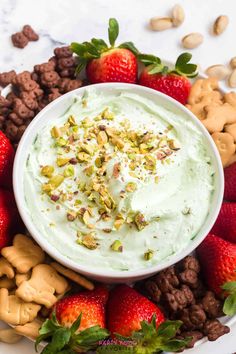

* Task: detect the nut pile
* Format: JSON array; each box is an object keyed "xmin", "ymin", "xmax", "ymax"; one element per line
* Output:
[
  {"xmin": 149, "ymin": 5, "xmax": 229, "ymax": 49},
  {"xmin": 186, "ymin": 77, "xmax": 236, "ymax": 167},
  {"xmin": 149, "ymin": 5, "xmax": 236, "ymax": 88},
  {"xmin": 138, "ymin": 255, "xmax": 229, "ymax": 349},
  {"xmin": 0, "ymin": 45, "xmax": 82, "ymax": 147}
]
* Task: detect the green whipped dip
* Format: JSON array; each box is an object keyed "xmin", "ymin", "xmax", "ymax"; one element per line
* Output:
[{"xmin": 24, "ymin": 89, "xmax": 215, "ymax": 271}]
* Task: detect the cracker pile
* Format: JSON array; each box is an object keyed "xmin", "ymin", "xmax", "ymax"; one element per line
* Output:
[
  {"xmin": 186, "ymin": 77, "xmax": 236, "ymax": 167},
  {"xmin": 0, "ymin": 234, "xmax": 94, "ymax": 342}
]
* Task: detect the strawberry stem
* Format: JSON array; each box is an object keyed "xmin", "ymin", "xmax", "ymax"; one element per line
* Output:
[
  {"xmin": 36, "ymin": 312, "xmax": 109, "ymax": 354},
  {"xmin": 108, "ymin": 18, "xmax": 119, "ymax": 47},
  {"xmin": 97, "ymin": 317, "xmax": 190, "ymax": 354},
  {"xmin": 71, "ymin": 18, "xmax": 139, "ymax": 74},
  {"xmin": 138, "ymin": 52, "xmax": 198, "ymax": 77}
]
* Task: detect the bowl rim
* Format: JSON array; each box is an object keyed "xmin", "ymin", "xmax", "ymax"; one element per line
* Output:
[{"xmin": 13, "ymin": 82, "xmax": 224, "ymax": 280}]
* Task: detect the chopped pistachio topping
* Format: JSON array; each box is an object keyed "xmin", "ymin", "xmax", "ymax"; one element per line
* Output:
[
  {"xmin": 77, "ymin": 152, "xmax": 90, "ymax": 162},
  {"xmin": 56, "ymin": 157, "xmax": 70, "ymax": 167},
  {"xmin": 77, "ymin": 232, "xmax": 98, "ymax": 250},
  {"xmin": 134, "ymin": 212, "xmax": 149, "ymax": 231},
  {"xmin": 49, "ymin": 174, "xmax": 64, "ymax": 187},
  {"xmin": 101, "ymin": 107, "xmax": 114, "ymax": 120},
  {"xmin": 111, "ymin": 136, "xmax": 125, "ymax": 150},
  {"xmin": 67, "ymin": 115, "xmax": 76, "ymax": 126},
  {"xmin": 41, "ymin": 165, "xmax": 54, "ymax": 178},
  {"xmin": 64, "ymin": 165, "xmax": 74, "ymax": 177},
  {"xmin": 56, "ymin": 137, "xmax": 67, "ymax": 147},
  {"xmin": 84, "ymin": 165, "xmax": 94, "ymax": 177},
  {"xmin": 51, "ymin": 126, "xmax": 61, "ymax": 138},
  {"xmin": 144, "ymin": 249, "xmax": 154, "ymax": 260},
  {"xmin": 40, "ymin": 102, "xmax": 182, "ymax": 254},
  {"xmin": 42, "ymin": 183, "xmax": 53, "ymax": 194},
  {"xmin": 97, "ymin": 131, "xmax": 108, "ymax": 146},
  {"xmin": 168, "ymin": 139, "xmax": 181, "ymax": 150},
  {"xmin": 43, "ymin": 175, "xmax": 64, "ymax": 193},
  {"xmin": 113, "ymin": 162, "xmax": 121, "ymax": 178},
  {"xmin": 125, "ymin": 182, "xmax": 137, "ymax": 193},
  {"xmin": 110, "ymin": 240, "xmax": 123, "ymax": 252},
  {"xmin": 80, "ymin": 143, "xmax": 96, "ymax": 155},
  {"xmin": 182, "ymin": 207, "xmax": 191, "ymax": 215},
  {"xmin": 74, "ymin": 199, "xmax": 82, "ymax": 205},
  {"xmin": 114, "ymin": 213, "xmax": 125, "ymax": 230},
  {"xmin": 67, "ymin": 210, "xmax": 77, "ymax": 221},
  {"xmin": 95, "ymin": 157, "xmax": 103, "ymax": 168}
]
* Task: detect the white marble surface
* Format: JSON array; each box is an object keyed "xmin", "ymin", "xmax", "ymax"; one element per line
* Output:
[{"xmin": 0, "ymin": 0, "xmax": 236, "ymax": 353}]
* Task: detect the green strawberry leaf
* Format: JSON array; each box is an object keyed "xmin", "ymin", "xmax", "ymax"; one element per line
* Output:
[
  {"xmin": 50, "ymin": 328, "xmax": 71, "ymax": 350},
  {"xmin": 138, "ymin": 53, "xmax": 161, "ymax": 66},
  {"xmin": 82, "ymin": 41, "xmax": 100, "ymax": 58},
  {"xmin": 36, "ymin": 313, "xmax": 109, "ymax": 354},
  {"xmin": 51, "ymin": 312, "xmax": 60, "ymax": 326},
  {"xmin": 157, "ymin": 320, "xmax": 182, "ymax": 339},
  {"xmin": 138, "ymin": 54, "xmax": 168, "ymax": 75},
  {"xmin": 108, "ymin": 18, "xmax": 119, "ymax": 47},
  {"xmin": 40, "ymin": 328, "xmax": 71, "ymax": 353},
  {"xmin": 222, "ymin": 281, "xmax": 236, "ymax": 293},
  {"xmin": 41, "ymin": 343, "xmax": 56, "ymax": 354},
  {"xmin": 114, "ymin": 333, "xmax": 132, "ymax": 342},
  {"xmin": 175, "ymin": 52, "xmax": 192, "ymax": 69},
  {"xmin": 159, "ymin": 338, "xmax": 192, "ymax": 352},
  {"xmin": 35, "ymin": 313, "xmax": 61, "ymax": 351},
  {"xmin": 74, "ymin": 325, "xmax": 110, "ymax": 348},
  {"xmin": 222, "ymin": 281, "xmax": 236, "ymax": 316},
  {"xmin": 174, "ymin": 52, "xmax": 198, "ymax": 77},
  {"xmin": 223, "ymin": 292, "xmax": 236, "ymax": 316},
  {"xmin": 111, "ymin": 317, "xmax": 189, "ymax": 354},
  {"xmin": 70, "ymin": 313, "xmax": 82, "ymax": 335},
  {"xmin": 140, "ymin": 316, "xmax": 157, "ymax": 338},
  {"xmin": 70, "ymin": 42, "xmax": 87, "ymax": 56},
  {"xmin": 119, "ymin": 42, "xmax": 140, "ymax": 55},
  {"xmin": 75, "ymin": 60, "xmax": 87, "ymax": 74},
  {"xmin": 148, "ymin": 65, "xmax": 168, "ymax": 75},
  {"xmin": 91, "ymin": 38, "xmax": 108, "ymax": 52}
]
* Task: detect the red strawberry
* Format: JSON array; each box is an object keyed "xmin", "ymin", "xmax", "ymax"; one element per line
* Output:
[
  {"xmin": 106, "ymin": 285, "xmax": 188, "ymax": 352},
  {"xmin": 71, "ymin": 18, "xmax": 138, "ymax": 84},
  {"xmin": 0, "ymin": 189, "xmax": 22, "ymax": 250},
  {"xmin": 211, "ymin": 202, "xmax": 236, "ymax": 243},
  {"xmin": 0, "ymin": 131, "xmax": 15, "ymax": 189},
  {"xmin": 86, "ymin": 48, "xmax": 137, "ymax": 84},
  {"xmin": 197, "ymin": 234, "xmax": 236, "ymax": 295},
  {"xmin": 107, "ymin": 284, "xmax": 164, "ymax": 337},
  {"xmin": 139, "ymin": 53, "xmax": 197, "ymax": 104},
  {"xmin": 139, "ymin": 70, "xmax": 191, "ymax": 104},
  {"xmin": 55, "ymin": 285, "xmax": 108, "ymax": 331},
  {"xmin": 36, "ymin": 286, "xmax": 110, "ymax": 353},
  {"xmin": 224, "ymin": 162, "xmax": 236, "ymax": 201}
]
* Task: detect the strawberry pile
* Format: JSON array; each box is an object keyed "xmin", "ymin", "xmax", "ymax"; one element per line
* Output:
[
  {"xmin": 71, "ymin": 18, "xmax": 198, "ymax": 105},
  {"xmin": 196, "ymin": 162, "xmax": 236, "ymax": 317},
  {"xmin": 0, "ymin": 131, "xmax": 23, "ymax": 250},
  {"xmin": 36, "ymin": 285, "xmax": 189, "ymax": 354}
]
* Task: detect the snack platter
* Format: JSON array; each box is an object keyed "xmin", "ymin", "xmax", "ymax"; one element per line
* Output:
[{"xmin": 1, "ymin": 15, "xmax": 236, "ymax": 354}]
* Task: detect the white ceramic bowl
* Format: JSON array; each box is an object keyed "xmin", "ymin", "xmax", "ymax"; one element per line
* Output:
[{"xmin": 13, "ymin": 83, "xmax": 224, "ymax": 283}]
